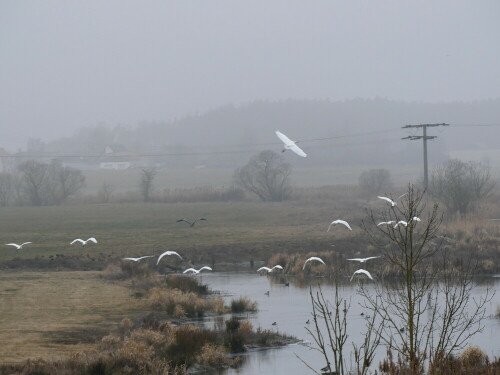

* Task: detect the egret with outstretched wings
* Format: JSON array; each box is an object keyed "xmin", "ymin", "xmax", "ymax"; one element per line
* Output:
[
  {"xmin": 157, "ymin": 251, "xmax": 183, "ymax": 265},
  {"xmin": 5, "ymin": 242, "xmax": 32, "ymax": 250},
  {"xmin": 302, "ymin": 256, "xmax": 326, "ymax": 270},
  {"xmin": 257, "ymin": 265, "xmax": 283, "ymax": 273},
  {"xmin": 70, "ymin": 238, "xmax": 97, "ymax": 247},
  {"xmin": 123, "ymin": 256, "xmax": 154, "ymax": 262},
  {"xmin": 347, "ymin": 256, "xmax": 381, "ymax": 263},
  {"xmin": 327, "ymin": 219, "xmax": 352, "ymax": 232},
  {"xmin": 350, "ymin": 269, "xmax": 373, "ymax": 282},
  {"xmin": 275, "ymin": 130, "xmax": 307, "ymax": 157},
  {"xmin": 183, "ymin": 266, "xmax": 212, "ymax": 274}
]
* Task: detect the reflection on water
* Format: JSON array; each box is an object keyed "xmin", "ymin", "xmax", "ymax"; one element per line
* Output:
[{"xmin": 199, "ymin": 272, "xmax": 500, "ymax": 375}]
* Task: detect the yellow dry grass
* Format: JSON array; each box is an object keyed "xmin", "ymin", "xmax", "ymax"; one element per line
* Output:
[{"xmin": 0, "ymin": 270, "xmax": 147, "ymax": 364}]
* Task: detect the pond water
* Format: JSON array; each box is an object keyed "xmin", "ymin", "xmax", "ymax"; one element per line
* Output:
[{"xmin": 199, "ymin": 272, "xmax": 500, "ymax": 375}]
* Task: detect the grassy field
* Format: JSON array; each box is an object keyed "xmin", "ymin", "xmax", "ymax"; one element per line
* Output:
[
  {"xmin": 0, "ymin": 197, "xmax": 367, "ymax": 266},
  {"xmin": 0, "ymin": 270, "xmax": 147, "ymax": 363},
  {"xmin": 1, "ymin": 188, "xmax": 499, "ymax": 367}
]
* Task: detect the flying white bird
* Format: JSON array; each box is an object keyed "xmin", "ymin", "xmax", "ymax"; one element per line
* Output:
[
  {"xmin": 327, "ymin": 220, "xmax": 352, "ymax": 232},
  {"xmin": 347, "ymin": 256, "xmax": 381, "ymax": 263},
  {"xmin": 302, "ymin": 256, "xmax": 326, "ymax": 270},
  {"xmin": 275, "ymin": 130, "xmax": 307, "ymax": 157},
  {"xmin": 257, "ymin": 265, "xmax": 283, "ymax": 273},
  {"xmin": 123, "ymin": 256, "xmax": 154, "ymax": 262},
  {"xmin": 176, "ymin": 218, "xmax": 207, "ymax": 227},
  {"xmin": 157, "ymin": 251, "xmax": 183, "ymax": 265},
  {"xmin": 350, "ymin": 269, "xmax": 374, "ymax": 282},
  {"xmin": 377, "ymin": 193, "xmax": 407, "ymax": 207},
  {"xmin": 410, "ymin": 216, "xmax": 421, "ymax": 222},
  {"xmin": 377, "ymin": 221, "xmax": 396, "ymax": 226},
  {"xmin": 394, "ymin": 220, "xmax": 408, "ymax": 228},
  {"xmin": 183, "ymin": 266, "xmax": 212, "ymax": 274},
  {"xmin": 5, "ymin": 242, "xmax": 32, "ymax": 250},
  {"xmin": 70, "ymin": 238, "xmax": 97, "ymax": 246}
]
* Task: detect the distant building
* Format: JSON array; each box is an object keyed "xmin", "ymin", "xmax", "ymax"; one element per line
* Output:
[
  {"xmin": 99, "ymin": 161, "xmax": 131, "ymax": 170},
  {"xmin": 0, "ymin": 148, "xmax": 15, "ymax": 173}
]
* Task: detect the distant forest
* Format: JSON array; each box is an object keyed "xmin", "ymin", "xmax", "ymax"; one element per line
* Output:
[{"xmin": 35, "ymin": 99, "xmax": 500, "ymax": 168}]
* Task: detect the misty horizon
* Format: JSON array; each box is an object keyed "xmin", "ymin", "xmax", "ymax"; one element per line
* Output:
[{"xmin": 1, "ymin": 1, "xmax": 500, "ymax": 150}]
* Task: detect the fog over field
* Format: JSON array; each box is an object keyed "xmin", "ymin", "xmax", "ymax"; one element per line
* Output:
[
  {"xmin": 2, "ymin": 3, "xmax": 500, "ymax": 373},
  {"xmin": 1, "ymin": 1, "xmax": 499, "ymax": 158}
]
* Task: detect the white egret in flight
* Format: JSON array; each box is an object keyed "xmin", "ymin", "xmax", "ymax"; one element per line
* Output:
[
  {"xmin": 157, "ymin": 251, "xmax": 183, "ymax": 265},
  {"xmin": 347, "ymin": 256, "xmax": 381, "ymax": 263},
  {"xmin": 183, "ymin": 266, "xmax": 212, "ymax": 274},
  {"xmin": 275, "ymin": 130, "xmax": 307, "ymax": 157},
  {"xmin": 377, "ymin": 193, "xmax": 407, "ymax": 207},
  {"xmin": 377, "ymin": 221, "xmax": 396, "ymax": 226},
  {"xmin": 257, "ymin": 265, "xmax": 283, "ymax": 273},
  {"xmin": 350, "ymin": 269, "xmax": 373, "ymax": 282},
  {"xmin": 70, "ymin": 238, "xmax": 97, "ymax": 247},
  {"xmin": 302, "ymin": 256, "xmax": 326, "ymax": 270},
  {"xmin": 394, "ymin": 220, "xmax": 408, "ymax": 228},
  {"xmin": 327, "ymin": 219, "xmax": 352, "ymax": 232},
  {"xmin": 123, "ymin": 256, "xmax": 154, "ymax": 262},
  {"xmin": 5, "ymin": 242, "xmax": 32, "ymax": 250}
]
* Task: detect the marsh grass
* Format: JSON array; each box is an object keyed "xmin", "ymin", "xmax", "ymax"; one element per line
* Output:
[
  {"xmin": 148, "ymin": 287, "xmax": 226, "ymax": 318},
  {"xmin": 0, "ymin": 271, "xmax": 148, "ymax": 364},
  {"xmin": 163, "ymin": 274, "xmax": 210, "ymax": 295},
  {"xmin": 0, "ymin": 316, "xmax": 295, "ymax": 374},
  {"xmin": 230, "ymin": 297, "xmax": 258, "ymax": 313}
]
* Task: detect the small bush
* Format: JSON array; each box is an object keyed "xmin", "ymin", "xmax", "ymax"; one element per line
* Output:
[
  {"xmin": 196, "ymin": 344, "xmax": 230, "ymax": 368},
  {"xmin": 230, "ymin": 297, "xmax": 257, "ymax": 313},
  {"xmin": 148, "ymin": 287, "xmax": 227, "ymax": 318},
  {"xmin": 166, "ymin": 325, "xmax": 219, "ymax": 367},
  {"xmin": 164, "ymin": 274, "xmax": 209, "ymax": 295},
  {"xmin": 460, "ymin": 346, "xmax": 487, "ymax": 369},
  {"xmin": 359, "ymin": 168, "xmax": 393, "ymax": 195}
]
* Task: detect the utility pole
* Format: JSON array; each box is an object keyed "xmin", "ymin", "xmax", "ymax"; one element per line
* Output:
[{"xmin": 402, "ymin": 123, "xmax": 449, "ymax": 190}]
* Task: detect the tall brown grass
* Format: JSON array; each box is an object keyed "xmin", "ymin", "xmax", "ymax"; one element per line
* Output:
[
  {"xmin": 230, "ymin": 297, "xmax": 257, "ymax": 313},
  {"xmin": 148, "ymin": 287, "xmax": 226, "ymax": 318}
]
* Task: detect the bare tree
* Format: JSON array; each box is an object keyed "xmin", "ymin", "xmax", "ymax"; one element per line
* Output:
[
  {"xmin": 234, "ymin": 150, "xmax": 292, "ymax": 201},
  {"xmin": 139, "ymin": 167, "xmax": 157, "ymax": 202},
  {"xmin": 0, "ymin": 173, "xmax": 14, "ymax": 206},
  {"xmin": 98, "ymin": 182, "xmax": 115, "ymax": 203},
  {"xmin": 18, "ymin": 160, "xmax": 85, "ymax": 206},
  {"xmin": 359, "ymin": 168, "xmax": 393, "ymax": 195},
  {"xmin": 301, "ymin": 284, "xmax": 383, "ymax": 375},
  {"xmin": 45, "ymin": 161, "xmax": 86, "ymax": 204},
  {"xmin": 428, "ymin": 159, "xmax": 495, "ymax": 216},
  {"xmin": 360, "ymin": 185, "xmax": 492, "ymax": 373},
  {"xmin": 19, "ymin": 160, "xmax": 48, "ymax": 206}
]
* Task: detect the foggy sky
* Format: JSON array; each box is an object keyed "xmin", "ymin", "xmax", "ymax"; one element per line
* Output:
[{"xmin": 1, "ymin": 1, "xmax": 499, "ymax": 150}]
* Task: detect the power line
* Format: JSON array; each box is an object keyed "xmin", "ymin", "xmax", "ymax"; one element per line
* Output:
[
  {"xmin": 451, "ymin": 123, "xmax": 500, "ymax": 128},
  {"xmin": 0, "ymin": 128, "xmax": 400, "ymax": 159}
]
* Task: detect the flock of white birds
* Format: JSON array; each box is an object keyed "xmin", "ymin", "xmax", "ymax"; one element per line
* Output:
[
  {"xmin": 257, "ymin": 192, "xmax": 421, "ymax": 283},
  {"xmin": 255, "ymin": 131, "xmax": 424, "ymax": 283},
  {"xmin": 5, "ymin": 131, "xmax": 422, "ymax": 287}
]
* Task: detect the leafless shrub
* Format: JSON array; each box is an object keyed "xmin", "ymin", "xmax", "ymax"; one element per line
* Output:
[
  {"xmin": 97, "ymin": 182, "xmax": 115, "ymax": 203},
  {"xmin": 234, "ymin": 150, "xmax": 292, "ymax": 201},
  {"xmin": 361, "ymin": 185, "xmax": 493, "ymax": 373},
  {"xmin": 359, "ymin": 168, "xmax": 394, "ymax": 195},
  {"xmin": 17, "ymin": 160, "xmax": 85, "ymax": 206},
  {"xmin": 0, "ymin": 173, "xmax": 14, "ymax": 206},
  {"xmin": 429, "ymin": 159, "xmax": 495, "ymax": 216},
  {"xmin": 139, "ymin": 167, "xmax": 157, "ymax": 202}
]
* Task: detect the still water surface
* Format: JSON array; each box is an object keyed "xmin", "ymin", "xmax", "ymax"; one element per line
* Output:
[{"xmin": 199, "ymin": 272, "xmax": 499, "ymax": 375}]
